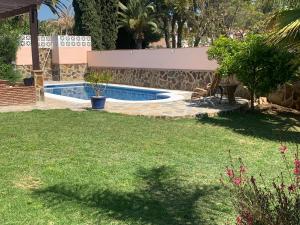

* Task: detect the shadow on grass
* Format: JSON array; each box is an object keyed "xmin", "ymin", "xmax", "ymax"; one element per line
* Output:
[
  {"xmin": 32, "ymin": 166, "xmax": 226, "ymax": 225},
  {"xmin": 198, "ymin": 111, "xmax": 300, "ymax": 144}
]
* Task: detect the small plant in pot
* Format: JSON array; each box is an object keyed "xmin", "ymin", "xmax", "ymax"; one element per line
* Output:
[{"xmin": 84, "ymin": 71, "xmax": 112, "ymax": 110}]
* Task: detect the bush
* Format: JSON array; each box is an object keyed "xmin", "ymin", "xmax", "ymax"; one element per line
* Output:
[
  {"xmin": 0, "ymin": 63, "xmax": 21, "ymax": 85},
  {"xmin": 222, "ymin": 145, "xmax": 300, "ymax": 225},
  {"xmin": 207, "ymin": 36, "xmax": 242, "ymax": 78},
  {"xmin": 233, "ymin": 35, "xmax": 299, "ymax": 109},
  {"xmin": 0, "ymin": 20, "xmax": 22, "ymax": 84}
]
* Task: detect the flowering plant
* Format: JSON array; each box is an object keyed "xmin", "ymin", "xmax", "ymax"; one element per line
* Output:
[{"xmin": 221, "ymin": 145, "xmax": 300, "ymax": 225}]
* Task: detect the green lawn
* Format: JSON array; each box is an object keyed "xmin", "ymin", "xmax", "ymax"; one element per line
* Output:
[{"xmin": 0, "ymin": 110, "xmax": 299, "ymax": 225}]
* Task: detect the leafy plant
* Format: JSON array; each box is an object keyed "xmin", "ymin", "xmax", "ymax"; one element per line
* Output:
[
  {"xmin": 267, "ymin": 4, "xmax": 300, "ymax": 48},
  {"xmin": 207, "ymin": 36, "xmax": 242, "ymax": 78},
  {"xmin": 0, "ymin": 64, "xmax": 21, "ymax": 85},
  {"xmin": 222, "ymin": 144, "xmax": 300, "ymax": 225},
  {"xmin": 231, "ymin": 35, "xmax": 299, "ymax": 110},
  {"xmin": 118, "ymin": 0, "xmax": 158, "ymax": 49},
  {"xmin": 0, "ymin": 20, "xmax": 22, "ymax": 84},
  {"xmin": 84, "ymin": 71, "xmax": 112, "ymax": 96}
]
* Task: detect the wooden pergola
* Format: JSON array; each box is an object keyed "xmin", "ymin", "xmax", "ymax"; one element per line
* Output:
[
  {"xmin": 0, "ymin": 0, "xmax": 42, "ymax": 70},
  {"xmin": 0, "ymin": 0, "xmax": 44, "ymax": 101}
]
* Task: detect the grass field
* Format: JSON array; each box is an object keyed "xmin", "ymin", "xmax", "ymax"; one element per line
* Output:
[{"xmin": 0, "ymin": 110, "xmax": 299, "ymax": 225}]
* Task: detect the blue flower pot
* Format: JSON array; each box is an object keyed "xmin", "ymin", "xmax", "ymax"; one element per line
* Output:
[{"xmin": 91, "ymin": 96, "xmax": 106, "ymax": 110}]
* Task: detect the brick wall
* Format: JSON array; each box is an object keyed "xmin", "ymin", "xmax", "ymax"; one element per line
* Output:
[{"xmin": 0, "ymin": 84, "xmax": 36, "ymax": 106}]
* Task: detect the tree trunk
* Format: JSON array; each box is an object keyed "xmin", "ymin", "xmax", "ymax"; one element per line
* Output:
[
  {"xmin": 163, "ymin": 18, "xmax": 171, "ymax": 48},
  {"xmin": 136, "ymin": 39, "xmax": 143, "ymax": 49},
  {"xmin": 250, "ymin": 90, "xmax": 255, "ymax": 110},
  {"xmin": 171, "ymin": 17, "xmax": 176, "ymax": 48},
  {"xmin": 177, "ymin": 20, "xmax": 185, "ymax": 48},
  {"xmin": 194, "ymin": 36, "xmax": 201, "ymax": 47}
]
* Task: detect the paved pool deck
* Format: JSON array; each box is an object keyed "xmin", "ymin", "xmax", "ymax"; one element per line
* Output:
[{"xmin": 0, "ymin": 83, "xmax": 249, "ymax": 118}]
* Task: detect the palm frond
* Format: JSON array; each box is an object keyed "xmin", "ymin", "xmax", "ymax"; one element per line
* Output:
[
  {"xmin": 42, "ymin": 0, "xmax": 67, "ymax": 15},
  {"xmin": 267, "ymin": 8, "xmax": 300, "ymax": 48}
]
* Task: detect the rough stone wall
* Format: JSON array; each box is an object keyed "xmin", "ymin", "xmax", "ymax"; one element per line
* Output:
[
  {"xmin": 16, "ymin": 48, "xmax": 53, "ymax": 81},
  {"xmin": 268, "ymin": 82, "xmax": 300, "ymax": 110},
  {"xmin": 90, "ymin": 67, "xmax": 215, "ymax": 91},
  {"xmin": 52, "ymin": 64, "xmax": 87, "ymax": 81}
]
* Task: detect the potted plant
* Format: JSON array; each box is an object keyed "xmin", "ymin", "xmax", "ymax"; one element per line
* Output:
[{"xmin": 84, "ymin": 71, "xmax": 112, "ymax": 110}]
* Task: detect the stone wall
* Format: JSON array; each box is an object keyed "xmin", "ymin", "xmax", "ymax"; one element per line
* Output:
[
  {"xmin": 90, "ymin": 67, "xmax": 215, "ymax": 91},
  {"xmin": 16, "ymin": 48, "xmax": 53, "ymax": 81},
  {"xmin": 52, "ymin": 64, "xmax": 87, "ymax": 81},
  {"xmin": 16, "ymin": 48, "xmax": 87, "ymax": 81}
]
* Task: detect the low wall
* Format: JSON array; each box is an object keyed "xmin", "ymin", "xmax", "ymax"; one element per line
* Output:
[
  {"xmin": 0, "ymin": 85, "xmax": 36, "ymax": 106},
  {"xmin": 90, "ymin": 67, "xmax": 215, "ymax": 91},
  {"xmin": 88, "ymin": 47, "xmax": 218, "ymax": 71},
  {"xmin": 88, "ymin": 48, "xmax": 217, "ymax": 91},
  {"xmin": 16, "ymin": 35, "xmax": 91, "ymax": 82},
  {"xmin": 16, "ymin": 48, "xmax": 53, "ymax": 80}
]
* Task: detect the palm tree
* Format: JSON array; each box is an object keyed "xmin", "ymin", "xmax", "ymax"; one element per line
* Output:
[
  {"xmin": 267, "ymin": 0, "xmax": 300, "ymax": 48},
  {"xmin": 268, "ymin": 8, "xmax": 300, "ymax": 48},
  {"xmin": 118, "ymin": 0, "xmax": 158, "ymax": 49},
  {"xmin": 56, "ymin": 5, "xmax": 74, "ymax": 35},
  {"xmin": 42, "ymin": 0, "xmax": 67, "ymax": 15}
]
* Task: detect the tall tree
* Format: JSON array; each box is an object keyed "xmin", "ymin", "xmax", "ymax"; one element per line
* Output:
[
  {"xmin": 118, "ymin": 0, "xmax": 158, "ymax": 49},
  {"xmin": 96, "ymin": 0, "xmax": 119, "ymax": 50},
  {"xmin": 73, "ymin": 0, "xmax": 102, "ymax": 49}
]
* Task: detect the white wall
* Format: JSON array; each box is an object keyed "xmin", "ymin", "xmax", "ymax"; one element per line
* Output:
[{"xmin": 88, "ymin": 47, "xmax": 218, "ymax": 71}]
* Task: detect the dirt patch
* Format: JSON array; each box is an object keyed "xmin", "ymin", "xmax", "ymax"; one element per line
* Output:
[{"xmin": 14, "ymin": 176, "xmax": 42, "ymax": 191}]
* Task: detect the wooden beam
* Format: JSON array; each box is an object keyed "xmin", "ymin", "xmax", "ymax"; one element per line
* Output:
[
  {"xmin": 0, "ymin": 5, "xmax": 31, "ymax": 19},
  {"xmin": 29, "ymin": 5, "xmax": 40, "ymax": 70}
]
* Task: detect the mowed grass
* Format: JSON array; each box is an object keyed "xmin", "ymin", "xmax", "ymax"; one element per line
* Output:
[{"xmin": 0, "ymin": 110, "xmax": 299, "ymax": 225}]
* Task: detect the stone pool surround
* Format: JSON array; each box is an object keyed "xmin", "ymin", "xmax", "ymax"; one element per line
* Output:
[{"xmin": 89, "ymin": 67, "xmax": 215, "ymax": 92}]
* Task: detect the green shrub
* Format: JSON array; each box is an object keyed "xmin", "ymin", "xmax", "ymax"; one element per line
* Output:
[
  {"xmin": 0, "ymin": 64, "xmax": 21, "ymax": 84},
  {"xmin": 231, "ymin": 35, "xmax": 299, "ymax": 109},
  {"xmin": 0, "ymin": 21, "xmax": 21, "ymax": 64},
  {"xmin": 207, "ymin": 36, "xmax": 242, "ymax": 78},
  {"xmin": 0, "ymin": 20, "xmax": 22, "ymax": 84},
  {"xmin": 223, "ymin": 145, "xmax": 300, "ymax": 225},
  {"xmin": 209, "ymin": 35, "xmax": 299, "ymax": 109}
]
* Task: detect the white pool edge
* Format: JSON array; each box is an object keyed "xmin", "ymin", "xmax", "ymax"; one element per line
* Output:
[{"xmin": 44, "ymin": 82, "xmax": 187, "ymax": 104}]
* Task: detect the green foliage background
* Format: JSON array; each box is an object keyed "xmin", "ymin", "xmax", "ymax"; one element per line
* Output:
[
  {"xmin": 0, "ymin": 20, "xmax": 22, "ymax": 84},
  {"xmin": 73, "ymin": 0, "xmax": 119, "ymax": 50}
]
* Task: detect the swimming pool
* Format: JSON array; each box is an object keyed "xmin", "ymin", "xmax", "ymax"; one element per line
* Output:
[{"xmin": 45, "ymin": 83, "xmax": 173, "ymax": 102}]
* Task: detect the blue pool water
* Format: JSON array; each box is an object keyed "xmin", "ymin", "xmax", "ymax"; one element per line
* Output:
[{"xmin": 45, "ymin": 83, "xmax": 170, "ymax": 101}]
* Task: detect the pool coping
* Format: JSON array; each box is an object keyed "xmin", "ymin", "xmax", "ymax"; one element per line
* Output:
[{"xmin": 44, "ymin": 82, "xmax": 188, "ymax": 104}]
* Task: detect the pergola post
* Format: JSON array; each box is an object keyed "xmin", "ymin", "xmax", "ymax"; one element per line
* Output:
[
  {"xmin": 29, "ymin": 4, "xmax": 40, "ymax": 70},
  {"xmin": 29, "ymin": 4, "xmax": 44, "ymax": 101}
]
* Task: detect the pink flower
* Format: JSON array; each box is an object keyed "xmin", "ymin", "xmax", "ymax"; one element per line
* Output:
[
  {"xmin": 294, "ymin": 167, "xmax": 300, "ymax": 176},
  {"xmin": 294, "ymin": 159, "xmax": 300, "ymax": 176},
  {"xmin": 226, "ymin": 168, "xmax": 235, "ymax": 178},
  {"xmin": 240, "ymin": 165, "xmax": 246, "ymax": 174},
  {"xmin": 279, "ymin": 145, "xmax": 288, "ymax": 154},
  {"xmin": 236, "ymin": 215, "xmax": 242, "ymax": 225},
  {"xmin": 294, "ymin": 159, "xmax": 300, "ymax": 167},
  {"xmin": 246, "ymin": 213, "xmax": 254, "ymax": 225},
  {"xmin": 233, "ymin": 177, "xmax": 242, "ymax": 186}
]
